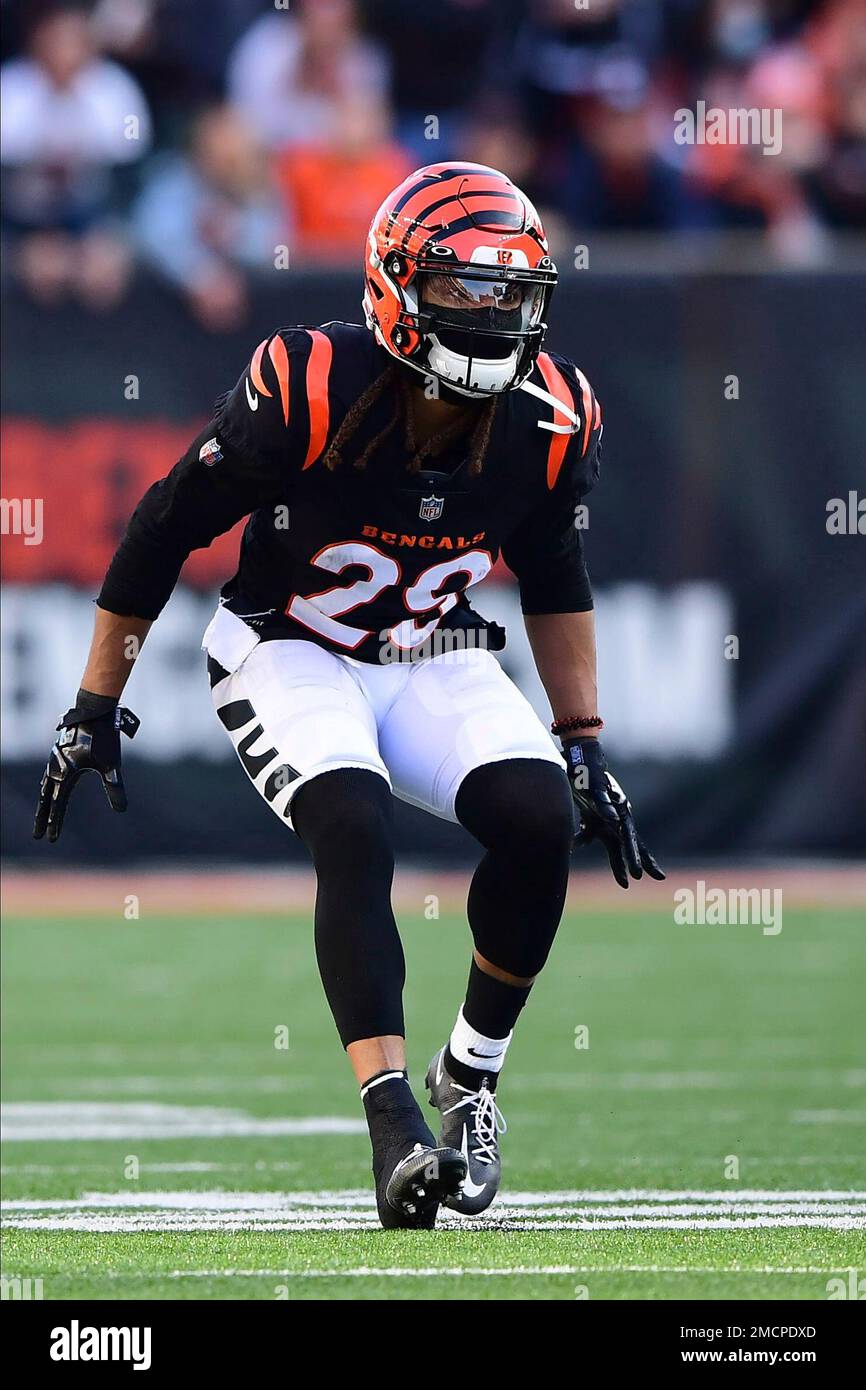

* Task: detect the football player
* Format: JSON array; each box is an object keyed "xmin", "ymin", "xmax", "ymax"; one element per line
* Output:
[{"xmin": 34, "ymin": 163, "xmax": 663, "ymax": 1227}]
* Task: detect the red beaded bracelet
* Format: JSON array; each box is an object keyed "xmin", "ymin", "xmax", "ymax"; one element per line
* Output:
[{"xmin": 550, "ymin": 714, "xmax": 604, "ymax": 735}]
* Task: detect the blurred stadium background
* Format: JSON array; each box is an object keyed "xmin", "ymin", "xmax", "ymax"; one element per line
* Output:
[{"xmin": 1, "ymin": 0, "xmax": 865, "ymax": 868}]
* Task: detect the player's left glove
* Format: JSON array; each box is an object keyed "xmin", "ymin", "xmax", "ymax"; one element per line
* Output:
[{"xmin": 563, "ymin": 736, "xmax": 665, "ymax": 889}]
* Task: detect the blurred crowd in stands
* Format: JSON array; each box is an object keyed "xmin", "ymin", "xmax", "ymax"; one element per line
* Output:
[{"xmin": 2, "ymin": 0, "xmax": 864, "ymax": 327}]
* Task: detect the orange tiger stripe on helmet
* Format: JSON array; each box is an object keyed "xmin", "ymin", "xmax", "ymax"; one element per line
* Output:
[
  {"xmin": 392, "ymin": 171, "xmax": 527, "ymax": 251},
  {"xmin": 537, "ymin": 352, "xmax": 578, "ymax": 490},
  {"xmin": 302, "ymin": 330, "xmax": 333, "ymax": 470},
  {"xmin": 250, "ymin": 338, "xmax": 273, "ymax": 398},
  {"xmin": 384, "ymin": 165, "xmax": 488, "ymax": 231},
  {"xmin": 399, "ymin": 189, "xmax": 509, "ymax": 246},
  {"xmin": 395, "ymin": 183, "xmax": 468, "ymax": 231}
]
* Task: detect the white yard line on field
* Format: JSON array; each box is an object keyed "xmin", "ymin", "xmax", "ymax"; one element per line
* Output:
[
  {"xmin": 1, "ymin": 1162, "xmax": 304, "ymax": 1176},
  {"xmin": 0, "ymin": 1102, "xmax": 366, "ymax": 1141},
  {"xmin": 5, "ymin": 1216, "xmax": 866, "ymax": 1232},
  {"xmin": 791, "ymin": 1110, "xmax": 866, "ymax": 1124},
  {"xmin": 5, "ymin": 1187, "xmax": 865, "ymax": 1209},
  {"xmin": 0, "ymin": 1162, "xmax": 231, "ymax": 1176},
  {"xmin": 465, "ymin": 1189, "xmax": 866, "ymax": 1203},
  {"xmin": 2, "ymin": 1188, "xmax": 864, "ymax": 1233},
  {"xmin": 5, "ymin": 1200, "xmax": 864, "ymax": 1219},
  {"xmin": 43, "ymin": 1076, "xmax": 316, "ymax": 1096}
]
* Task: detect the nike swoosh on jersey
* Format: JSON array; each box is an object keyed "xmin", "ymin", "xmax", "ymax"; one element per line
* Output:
[
  {"xmin": 460, "ymin": 1125, "xmax": 488, "ymax": 1199},
  {"xmin": 245, "ymin": 377, "xmax": 259, "ymax": 411}
]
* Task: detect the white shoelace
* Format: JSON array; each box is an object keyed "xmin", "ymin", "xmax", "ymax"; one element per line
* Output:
[{"xmin": 442, "ymin": 1082, "xmax": 507, "ymax": 1165}]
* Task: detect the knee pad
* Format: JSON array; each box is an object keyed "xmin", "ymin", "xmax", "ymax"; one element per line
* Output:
[
  {"xmin": 292, "ymin": 768, "xmax": 395, "ymax": 877},
  {"xmin": 456, "ymin": 757, "xmax": 574, "ymax": 859}
]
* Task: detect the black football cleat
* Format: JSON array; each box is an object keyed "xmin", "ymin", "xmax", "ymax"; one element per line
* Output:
[
  {"xmin": 375, "ymin": 1140, "xmax": 468, "ymax": 1230},
  {"xmin": 425, "ymin": 1047, "xmax": 507, "ymax": 1215}
]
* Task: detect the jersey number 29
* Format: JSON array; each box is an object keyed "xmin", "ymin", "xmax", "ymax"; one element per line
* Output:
[{"xmin": 287, "ymin": 541, "xmax": 492, "ymax": 650}]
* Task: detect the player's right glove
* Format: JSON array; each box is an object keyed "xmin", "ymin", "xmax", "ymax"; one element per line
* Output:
[{"xmin": 33, "ymin": 692, "xmax": 140, "ymax": 844}]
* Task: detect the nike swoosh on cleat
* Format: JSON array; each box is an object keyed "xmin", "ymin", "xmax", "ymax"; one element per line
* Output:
[
  {"xmin": 245, "ymin": 378, "xmax": 259, "ymax": 411},
  {"xmin": 435, "ymin": 1049, "xmax": 446, "ymax": 1086},
  {"xmin": 460, "ymin": 1126, "xmax": 488, "ymax": 1199}
]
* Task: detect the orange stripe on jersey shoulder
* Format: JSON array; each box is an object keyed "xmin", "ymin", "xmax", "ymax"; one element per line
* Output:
[
  {"xmin": 536, "ymin": 351, "xmax": 577, "ymax": 489},
  {"xmin": 302, "ymin": 330, "xmax": 333, "ymax": 470},
  {"xmin": 267, "ymin": 334, "xmax": 290, "ymax": 426},
  {"xmin": 250, "ymin": 338, "xmax": 273, "ymax": 397},
  {"xmin": 573, "ymin": 367, "xmax": 594, "ymax": 459}
]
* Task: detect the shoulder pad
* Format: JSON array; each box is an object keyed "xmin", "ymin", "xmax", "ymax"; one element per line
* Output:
[
  {"xmin": 519, "ymin": 352, "xmax": 602, "ymax": 491},
  {"xmin": 217, "ymin": 322, "xmax": 386, "ymax": 473}
]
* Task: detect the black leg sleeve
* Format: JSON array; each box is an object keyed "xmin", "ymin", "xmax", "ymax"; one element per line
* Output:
[
  {"xmin": 455, "ymin": 758, "xmax": 575, "ymax": 979},
  {"xmin": 291, "ymin": 768, "xmax": 405, "ymax": 1047}
]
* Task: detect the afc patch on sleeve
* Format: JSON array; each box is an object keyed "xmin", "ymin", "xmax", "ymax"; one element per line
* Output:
[{"xmin": 199, "ymin": 436, "xmax": 224, "ymax": 466}]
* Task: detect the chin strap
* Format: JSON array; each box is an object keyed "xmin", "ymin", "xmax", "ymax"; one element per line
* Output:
[{"xmin": 518, "ymin": 377, "xmax": 581, "ymax": 435}]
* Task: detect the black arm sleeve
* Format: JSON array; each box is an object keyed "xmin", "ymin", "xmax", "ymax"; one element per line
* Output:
[
  {"xmin": 502, "ymin": 500, "xmax": 594, "ymax": 615},
  {"xmin": 97, "ymin": 331, "xmax": 302, "ymax": 619},
  {"xmin": 97, "ymin": 421, "xmax": 281, "ymax": 618}
]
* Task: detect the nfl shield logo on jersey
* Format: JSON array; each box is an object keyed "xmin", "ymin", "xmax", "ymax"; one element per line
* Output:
[
  {"xmin": 419, "ymin": 495, "xmax": 444, "ymax": 522},
  {"xmin": 199, "ymin": 436, "xmax": 223, "ymax": 466}
]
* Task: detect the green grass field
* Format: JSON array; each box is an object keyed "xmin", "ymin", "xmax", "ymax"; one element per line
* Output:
[{"xmin": 2, "ymin": 896, "xmax": 864, "ymax": 1300}]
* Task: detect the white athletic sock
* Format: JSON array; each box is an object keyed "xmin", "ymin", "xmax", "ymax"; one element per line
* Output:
[{"xmin": 448, "ymin": 1006, "xmax": 512, "ymax": 1075}]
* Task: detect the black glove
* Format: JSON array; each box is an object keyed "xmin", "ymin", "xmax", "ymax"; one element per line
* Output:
[
  {"xmin": 563, "ymin": 736, "xmax": 665, "ymax": 889},
  {"xmin": 33, "ymin": 690, "xmax": 140, "ymax": 844}
]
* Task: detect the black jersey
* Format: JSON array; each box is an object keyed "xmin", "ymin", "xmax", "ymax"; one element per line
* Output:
[{"xmin": 98, "ymin": 321, "xmax": 602, "ymax": 662}]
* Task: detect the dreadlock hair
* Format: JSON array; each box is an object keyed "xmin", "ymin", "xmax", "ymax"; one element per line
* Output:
[
  {"xmin": 322, "ymin": 362, "xmax": 401, "ymax": 472},
  {"xmin": 322, "ymin": 363, "xmax": 497, "ymax": 477}
]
